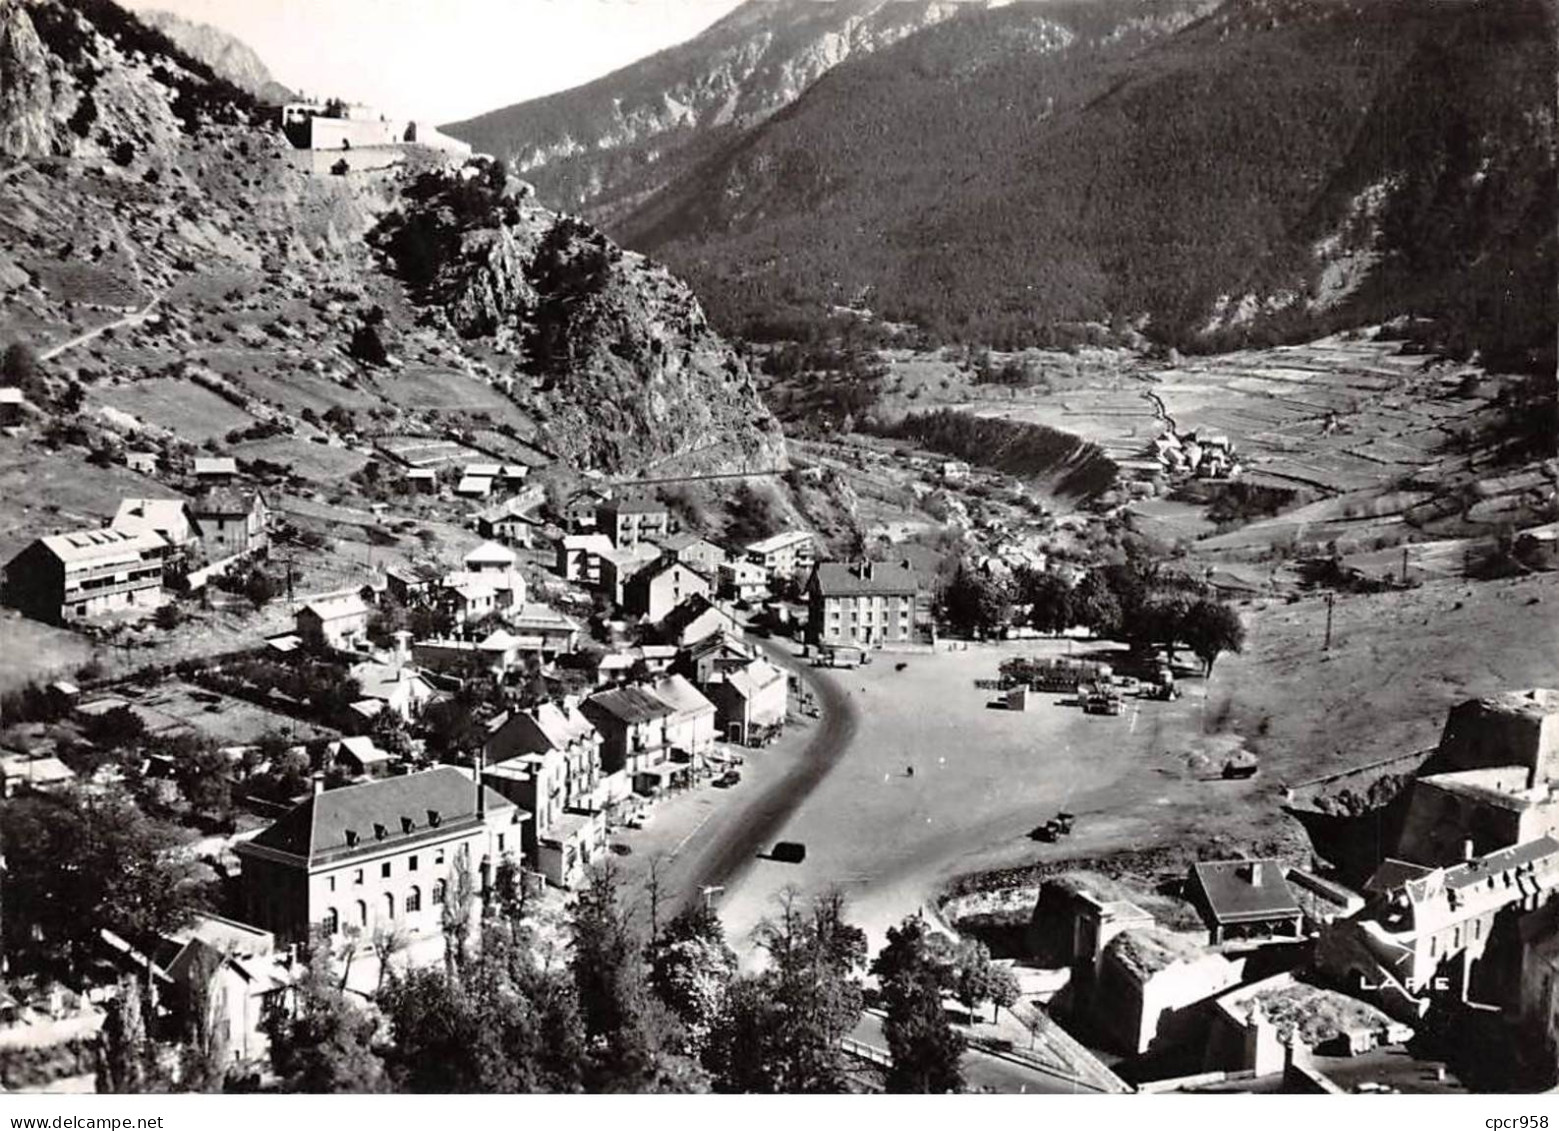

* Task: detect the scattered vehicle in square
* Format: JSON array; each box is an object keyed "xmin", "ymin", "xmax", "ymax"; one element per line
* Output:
[
  {"xmin": 771, "ymin": 841, "xmax": 807, "ymax": 864},
  {"xmin": 715, "ymin": 769, "xmax": 742, "ymax": 787}
]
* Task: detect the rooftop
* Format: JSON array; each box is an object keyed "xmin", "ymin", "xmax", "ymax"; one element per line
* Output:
[
  {"xmin": 300, "ymin": 591, "xmax": 370, "ymax": 622},
  {"xmin": 111, "ymin": 499, "xmax": 190, "ymax": 538},
  {"xmin": 190, "ymin": 487, "xmax": 262, "ymax": 517},
  {"xmin": 584, "ymin": 685, "xmax": 674, "ymax": 726},
  {"xmin": 648, "ymin": 674, "xmax": 715, "ymax": 720},
  {"xmin": 39, "ymin": 527, "xmax": 166, "ymax": 565},
  {"xmin": 603, "ymin": 496, "xmax": 666, "ymax": 515},
  {"xmin": 464, "ymin": 540, "xmax": 518, "ymax": 566},
  {"xmin": 239, "ymin": 766, "xmax": 516, "ymax": 867},
  {"xmin": 746, "ymin": 530, "xmax": 814, "ymax": 555},
  {"xmin": 1190, "ymin": 859, "xmax": 1302, "ymax": 924},
  {"xmin": 193, "ymin": 457, "xmax": 237, "ymax": 475},
  {"xmin": 811, "ymin": 560, "xmax": 922, "ymax": 597}
]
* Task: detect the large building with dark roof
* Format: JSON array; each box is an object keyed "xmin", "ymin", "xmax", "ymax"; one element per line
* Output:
[
  {"xmin": 234, "ymin": 767, "xmax": 527, "ymax": 945},
  {"xmin": 1186, "ymin": 859, "xmax": 1304, "ymax": 944},
  {"xmin": 805, "ymin": 560, "xmax": 924, "ymax": 647}
]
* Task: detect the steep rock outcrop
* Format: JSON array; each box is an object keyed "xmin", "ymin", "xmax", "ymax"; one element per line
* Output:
[
  {"xmin": 372, "ymin": 159, "xmax": 786, "ymax": 475},
  {"xmin": 0, "ymin": 0, "xmax": 55, "ymax": 158}
]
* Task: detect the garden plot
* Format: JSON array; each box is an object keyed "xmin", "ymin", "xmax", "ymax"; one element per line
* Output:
[{"xmin": 93, "ymin": 376, "xmax": 256, "ymax": 440}]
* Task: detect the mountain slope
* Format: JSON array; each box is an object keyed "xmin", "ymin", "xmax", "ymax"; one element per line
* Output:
[
  {"xmin": 137, "ymin": 9, "xmax": 293, "ymax": 103},
  {"xmin": 442, "ymin": 0, "xmax": 1008, "ymax": 224},
  {"xmin": 0, "ymin": 0, "xmax": 782, "ymax": 484},
  {"xmin": 617, "ymin": 0, "xmax": 1555, "ymax": 371}
]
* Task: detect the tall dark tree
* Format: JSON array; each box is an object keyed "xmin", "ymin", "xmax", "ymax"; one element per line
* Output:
[
  {"xmin": 1182, "ymin": 599, "xmax": 1246, "ymax": 675},
  {"xmin": 1070, "ymin": 571, "xmax": 1122, "ymax": 640},
  {"xmin": 707, "ymin": 889, "xmax": 865, "ymax": 1093},
  {"xmin": 648, "ymin": 904, "xmax": 736, "ymax": 1060},
  {"xmin": 97, "ymin": 978, "xmax": 164, "ymax": 1093},
  {"xmin": 0, "ymin": 788, "xmax": 197, "ymax": 973},
  {"xmin": 871, "ymin": 917, "xmax": 965, "ymax": 1094},
  {"xmin": 938, "ymin": 563, "xmax": 1012, "ymax": 639},
  {"xmin": 1018, "ymin": 568, "xmax": 1074, "ymax": 636}
]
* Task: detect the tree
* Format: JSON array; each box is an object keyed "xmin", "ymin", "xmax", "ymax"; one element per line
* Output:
[
  {"xmin": 570, "ymin": 864, "xmax": 703, "ymax": 1092},
  {"xmin": 707, "ymin": 889, "xmax": 865, "ymax": 1093},
  {"xmin": 176, "ymin": 944, "xmax": 231, "ymax": 1093},
  {"xmin": 1070, "ymin": 571, "xmax": 1122, "ymax": 639},
  {"xmin": 370, "ymin": 923, "xmax": 409, "ymax": 997},
  {"xmin": 243, "ymin": 568, "xmax": 279, "ymax": 610},
  {"xmin": 871, "ymin": 917, "xmax": 965, "ymax": 1094},
  {"xmin": 938, "ymin": 564, "xmax": 1012, "ymax": 639},
  {"xmin": 1182, "ymin": 598, "xmax": 1245, "ymax": 675},
  {"xmin": 0, "ymin": 788, "xmax": 198, "ymax": 973},
  {"xmin": 171, "ymin": 737, "xmax": 234, "ymax": 827},
  {"xmin": 441, "ymin": 848, "xmax": 476, "ymax": 976},
  {"xmin": 97, "ymin": 978, "xmax": 163, "ymax": 1093},
  {"xmin": 1018, "ymin": 569, "xmax": 1074, "ymax": 636},
  {"xmin": 648, "ymin": 904, "xmax": 736, "ymax": 1059},
  {"xmin": 267, "ymin": 933, "xmax": 387, "ymax": 1093}
]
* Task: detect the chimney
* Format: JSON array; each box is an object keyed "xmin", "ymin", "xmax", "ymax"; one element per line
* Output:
[
  {"xmin": 1244, "ymin": 861, "xmax": 1263, "ymax": 887},
  {"xmin": 311, "ymin": 771, "xmax": 325, "ymax": 796},
  {"xmin": 1463, "ymin": 837, "xmax": 1476, "ymax": 862},
  {"xmin": 861, "ymin": 560, "xmax": 874, "ymax": 581},
  {"xmin": 393, "ymin": 630, "xmax": 412, "ymax": 663}
]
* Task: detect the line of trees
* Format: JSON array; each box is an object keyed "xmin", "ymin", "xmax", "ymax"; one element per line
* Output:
[{"xmin": 940, "ymin": 555, "xmax": 1247, "ymax": 675}]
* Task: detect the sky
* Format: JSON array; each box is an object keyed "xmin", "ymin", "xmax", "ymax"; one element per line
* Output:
[{"xmin": 122, "ymin": 0, "xmax": 749, "ymax": 124}]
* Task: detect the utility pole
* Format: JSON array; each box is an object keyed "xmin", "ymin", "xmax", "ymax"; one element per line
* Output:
[
  {"xmin": 1323, "ymin": 592, "xmax": 1335, "ymax": 652},
  {"xmin": 1401, "ymin": 547, "xmax": 1409, "ymax": 587}
]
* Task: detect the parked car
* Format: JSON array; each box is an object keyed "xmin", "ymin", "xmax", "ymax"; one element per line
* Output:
[
  {"xmin": 715, "ymin": 770, "xmax": 742, "ymax": 788},
  {"xmin": 771, "ymin": 841, "xmax": 807, "ymax": 864}
]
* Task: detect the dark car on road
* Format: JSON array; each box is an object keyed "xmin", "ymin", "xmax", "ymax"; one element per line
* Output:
[{"xmin": 771, "ymin": 841, "xmax": 807, "ymax": 864}]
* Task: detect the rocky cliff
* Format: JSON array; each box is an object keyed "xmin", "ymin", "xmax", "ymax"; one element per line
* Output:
[
  {"xmin": 373, "ymin": 161, "xmax": 786, "ymax": 473},
  {"xmin": 137, "ymin": 9, "xmax": 293, "ymax": 103},
  {"xmin": 0, "ymin": 0, "xmax": 54, "ymax": 158}
]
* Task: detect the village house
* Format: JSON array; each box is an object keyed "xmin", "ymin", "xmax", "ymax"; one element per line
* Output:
[
  {"xmin": 0, "ymin": 749, "xmax": 76, "ymax": 799},
  {"xmin": 679, "ymin": 630, "xmax": 756, "ymax": 686},
  {"xmin": 0, "ymin": 386, "xmax": 31, "ymax": 427},
  {"xmin": 805, "ymin": 560, "xmax": 924, "ymax": 648},
  {"xmin": 657, "ymin": 593, "xmax": 744, "ymax": 649},
  {"xmin": 556, "ymin": 533, "xmax": 614, "ymax": 584},
  {"xmin": 190, "ymin": 488, "xmax": 270, "ymax": 557},
  {"xmin": 453, "ymin": 541, "xmax": 526, "ymax": 607},
  {"xmin": 145, "ymin": 913, "xmax": 291, "ymax": 1067},
  {"xmin": 295, "ymin": 591, "xmax": 372, "ymax": 652},
  {"xmin": 384, "ymin": 562, "xmax": 442, "ymax": 605},
  {"xmin": 581, "ymin": 685, "xmax": 680, "ymax": 792},
  {"xmin": 455, "ymin": 474, "xmax": 494, "ymax": 499},
  {"xmin": 235, "ymin": 766, "xmax": 526, "ymax": 945},
  {"xmin": 3, "ymin": 528, "xmax": 167, "ymax": 622},
  {"xmin": 648, "ymin": 674, "xmax": 718, "ymax": 764},
  {"xmin": 704, "ymin": 657, "xmax": 789, "ymax": 745},
  {"xmin": 598, "ymin": 497, "xmax": 671, "ymax": 548},
  {"xmin": 718, "ymin": 559, "xmax": 769, "ymax": 603},
  {"xmin": 441, "ymin": 578, "xmax": 498, "ymax": 626},
  {"xmin": 125, "ymin": 450, "xmax": 159, "ymax": 475},
  {"xmin": 505, "ymin": 603, "xmax": 583, "ymax": 657},
  {"xmin": 403, "ymin": 468, "xmax": 438, "ymax": 494},
  {"xmin": 111, "ymin": 498, "xmax": 199, "ymax": 559},
  {"xmin": 563, "ymin": 487, "xmax": 611, "ymax": 532},
  {"xmin": 193, "ymin": 457, "xmax": 238, "ymax": 483},
  {"xmin": 657, "ymin": 532, "xmax": 726, "ymax": 575},
  {"xmin": 598, "ymin": 542, "xmax": 661, "ymax": 606},
  {"xmin": 475, "ymin": 497, "xmax": 541, "ymax": 548},
  {"xmin": 347, "ymin": 658, "xmax": 437, "ymax": 724},
  {"xmin": 745, "ymin": 531, "xmax": 816, "ymax": 579},
  {"xmin": 624, "ymin": 559, "xmax": 712, "ymax": 625},
  {"xmin": 331, "ymin": 735, "xmax": 394, "ymax": 780},
  {"xmin": 1185, "ymin": 860, "xmax": 1304, "ymax": 945}
]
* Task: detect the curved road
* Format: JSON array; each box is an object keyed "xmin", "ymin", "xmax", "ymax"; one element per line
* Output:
[{"xmin": 670, "ymin": 640, "xmax": 859, "ymax": 918}]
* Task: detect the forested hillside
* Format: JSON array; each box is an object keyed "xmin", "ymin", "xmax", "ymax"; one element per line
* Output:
[{"xmin": 616, "ymin": 0, "xmax": 1555, "ymax": 373}]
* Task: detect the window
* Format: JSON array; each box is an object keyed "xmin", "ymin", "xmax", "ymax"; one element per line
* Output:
[
  {"xmin": 381, "ymin": 861, "xmax": 392, "ymax": 879},
  {"xmin": 433, "ymin": 879, "xmax": 447, "ymax": 905},
  {"xmin": 322, "ymin": 907, "xmax": 339, "ymax": 935},
  {"xmin": 435, "ymin": 848, "xmax": 446, "ymax": 865},
  {"xmin": 497, "ymin": 834, "xmax": 506, "ymax": 853},
  {"xmin": 328, "ymin": 876, "xmax": 336, "ymax": 892},
  {"xmin": 356, "ymin": 900, "xmax": 368, "ymax": 927},
  {"xmin": 406, "ymin": 886, "xmax": 421, "ymax": 914},
  {"xmin": 409, "ymin": 854, "xmax": 418, "ymax": 872},
  {"xmin": 354, "ymin": 868, "xmax": 364, "ymax": 886},
  {"xmin": 383, "ymin": 892, "xmax": 395, "ymax": 921}
]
